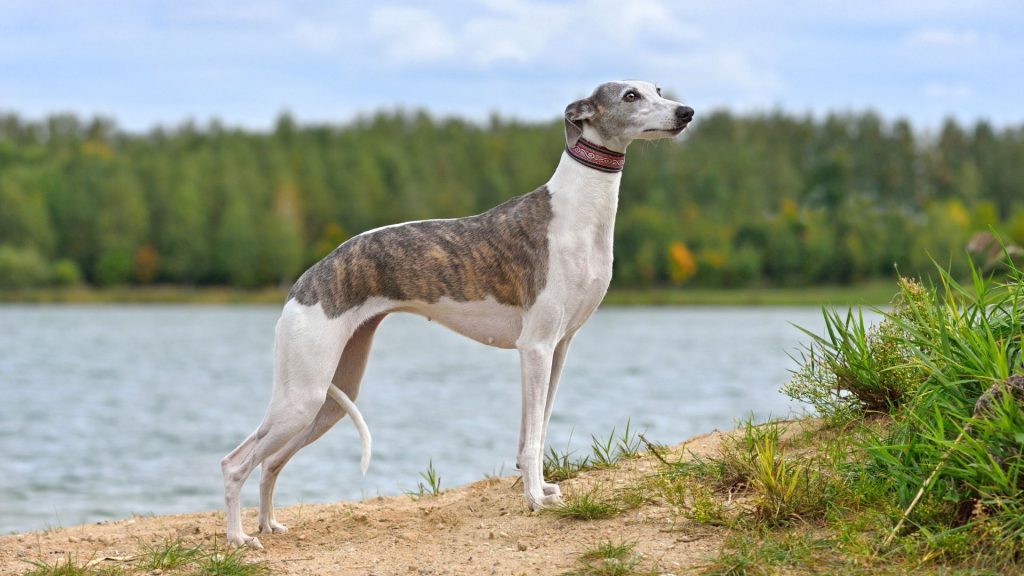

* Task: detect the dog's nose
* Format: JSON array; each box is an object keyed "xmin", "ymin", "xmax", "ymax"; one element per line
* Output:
[{"xmin": 676, "ymin": 106, "xmax": 694, "ymax": 123}]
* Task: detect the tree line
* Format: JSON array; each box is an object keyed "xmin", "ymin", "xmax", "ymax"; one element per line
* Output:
[{"xmin": 0, "ymin": 109, "xmax": 1022, "ymax": 290}]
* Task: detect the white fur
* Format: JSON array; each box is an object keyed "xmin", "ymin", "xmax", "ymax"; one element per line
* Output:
[
  {"xmin": 401, "ymin": 296, "xmax": 523, "ymax": 349},
  {"xmin": 325, "ymin": 384, "xmax": 371, "ymax": 474},
  {"xmin": 221, "ymin": 82, "xmax": 689, "ymax": 548}
]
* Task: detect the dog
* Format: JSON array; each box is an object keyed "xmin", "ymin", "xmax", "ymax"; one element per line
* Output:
[{"xmin": 221, "ymin": 80, "xmax": 694, "ymax": 548}]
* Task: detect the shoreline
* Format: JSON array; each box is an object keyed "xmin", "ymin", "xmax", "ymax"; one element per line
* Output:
[
  {"xmin": 0, "ymin": 429, "xmax": 733, "ymax": 576},
  {"xmin": 0, "ymin": 281, "xmax": 896, "ymax": 307}
]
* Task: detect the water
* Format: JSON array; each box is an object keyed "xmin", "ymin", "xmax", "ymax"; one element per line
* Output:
[{"xmin": 0, "ymin": 304, "xmax": 833, "ymax": 534}]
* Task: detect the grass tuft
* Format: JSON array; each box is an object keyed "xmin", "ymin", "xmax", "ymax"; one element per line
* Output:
[
  {"xmin": 137, "ymin": 537, "xmax": 203, "ymax": 570},
  {"xmin": 562, "ymin": 540, "xmax": 655, "ymax": 576},
  {"xmin": 408, "ymin": 458, "xmax": 442, "ymax": 498},
  {"xmin": 21, "ymin": 540, "xmax": 268, "ymax": 576},
  {"xmin": 543, "ymin": 420, "xmax": 646, "ymax": 485},
  {"xmin": 549, "ymin": 486, "xmax": 621, "ymax": 520},
  {"xmin": 702, "ymin": 531, "xmax": 834, "ymax": 576},
  {"xmin": 592, "ymin": 419, "xmax": 645, "ymax": 468},
  {"xmin": 194, "ymin": 547, "xmax": 271, "ymax": 576},
  {"xmin": 21, "ymin": 555, "xmax": 94, "ymax": 576},
  {"xmin": 544, "ymin": 446, "xmax": 591, "ymax": 482}
]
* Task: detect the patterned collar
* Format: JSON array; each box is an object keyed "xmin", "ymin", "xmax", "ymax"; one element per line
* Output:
[{"xmin": 565, "ymin": 138, "xmax": 625, "ymax": 173}]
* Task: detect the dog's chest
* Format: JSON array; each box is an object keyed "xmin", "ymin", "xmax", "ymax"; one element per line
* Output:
[{"xmin": 542, "ymin": 181, "xmax": 618, "ymax": 327}]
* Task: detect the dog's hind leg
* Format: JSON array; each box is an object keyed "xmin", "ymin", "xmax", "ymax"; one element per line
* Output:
[
  {"xmin": 221, "ymin": 302, "xmax": 351, "ymax": 549},
  {"xmin": 257, "ymin": 314, "xmax": 384, "ymax": 534},
  {"xmin": 255, "ymin": 399, "xmax": 342, "ymax": 535}
]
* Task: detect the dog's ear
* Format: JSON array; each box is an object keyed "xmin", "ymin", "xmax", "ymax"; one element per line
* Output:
[{"xmin": 564, "ymin": 98, "xmax": 596, "ymax": 148}]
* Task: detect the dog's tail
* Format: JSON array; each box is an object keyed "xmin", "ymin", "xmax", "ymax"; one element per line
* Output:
[{"xmin": 327, "ymin": 384, "xmax": 372, "ymax": 475}]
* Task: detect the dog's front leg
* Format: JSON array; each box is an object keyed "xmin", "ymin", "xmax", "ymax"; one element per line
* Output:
[
  {"xmin": 517, "ymin": 342, "xmax": 563, "ymax": 511},
  {"xmin": 539, "ymin": 334, "xmax": 574, "ymax": 497}
]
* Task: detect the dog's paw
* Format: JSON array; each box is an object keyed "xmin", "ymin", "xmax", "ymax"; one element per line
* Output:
[
  {"xmin": 526, "ymin": 492, "xmax": 565, "ymax": 511},
  {"xmin": 227, "ymin": 533, "xmax": 264, "ymax": 550},
  {"xmin": 542, "ymin": 482, "xmax": 561, "ymax": 497},
  {"xmin": 259, "ymin": 520, "xmax": 288, "ymax": 534}
]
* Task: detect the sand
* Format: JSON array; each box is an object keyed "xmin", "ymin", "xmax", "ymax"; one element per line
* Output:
[{"xmin": 0, "ymin": 430, "xmax": 730, "ymax": 576}]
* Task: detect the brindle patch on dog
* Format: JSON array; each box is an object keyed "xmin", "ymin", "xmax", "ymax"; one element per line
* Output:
[{"xmin": 289, "ymin": 186, "xmax": 553, "ymax": 318}]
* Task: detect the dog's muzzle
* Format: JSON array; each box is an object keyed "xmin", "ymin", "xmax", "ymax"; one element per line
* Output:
[{"xmin": 673, "ymin": 106, "xmax": 695, "ymax": 132}]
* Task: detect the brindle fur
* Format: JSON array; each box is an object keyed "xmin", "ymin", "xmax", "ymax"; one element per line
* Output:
[{"xmin": 290, "ymin": 186, "xmax": 553, "ymax": 318}]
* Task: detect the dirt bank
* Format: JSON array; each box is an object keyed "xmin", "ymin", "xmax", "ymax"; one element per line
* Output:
[{"xmin": 0, "ymin": 430, "xmax": 730, "ymax": 576}]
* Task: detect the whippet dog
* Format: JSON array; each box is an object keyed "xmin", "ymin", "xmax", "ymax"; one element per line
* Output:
[{"xmin": 221, "ymin": 80, "xmax": 694, "ymax": 548}]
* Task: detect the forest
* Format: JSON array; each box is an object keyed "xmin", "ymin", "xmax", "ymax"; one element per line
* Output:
[{"xmin": 0, "ymin": 109, "xmax": 1022, "ymax": 290}]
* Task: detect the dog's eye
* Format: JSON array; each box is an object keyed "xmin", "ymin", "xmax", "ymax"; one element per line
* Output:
[{"xmin": 623, "ymin": 90, "xmax": 639, "ymax": 102}]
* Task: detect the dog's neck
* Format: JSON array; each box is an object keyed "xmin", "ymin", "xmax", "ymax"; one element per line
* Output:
[
  {"xmin": 546, "ymin": 144, "xmax": 622, "ymax": 238},
  {"xmin": 550, "ymin": 123, "xmax": 626, "ymax": 206}
]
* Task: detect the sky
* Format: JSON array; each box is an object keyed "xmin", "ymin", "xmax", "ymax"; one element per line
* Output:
[{"xmin": 1, "ymin": 0, "xmax": 1022, "ymax": 132}]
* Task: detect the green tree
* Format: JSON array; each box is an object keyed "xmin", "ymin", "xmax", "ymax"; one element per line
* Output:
[
  {"xmin": 158, "ymin": 164, "xmax": 211, "ymax": 283},
  {"xmin": 0, "ymin": 172, "xmax": 56, "ymax": 255},
  {"xmin": 92, "ymin": 166, "xmax": 148, "ymax": 285},
  {"xmin": 215, "ymin": 194, "xmax": 260, "ymax": 288},
  {"xmin": 259, "ymin": 181, "xmax": 305, "ymax": 285}
]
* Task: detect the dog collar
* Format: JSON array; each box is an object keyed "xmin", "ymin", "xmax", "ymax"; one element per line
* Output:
[{"xmin": 565, "ymin": 138, "xmax": 625, "ymax": 173}]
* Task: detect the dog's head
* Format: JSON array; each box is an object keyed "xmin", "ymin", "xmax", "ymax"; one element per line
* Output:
[{"xmin": 564, "ymin": 81, "xmax": 693, "ymax": 151}]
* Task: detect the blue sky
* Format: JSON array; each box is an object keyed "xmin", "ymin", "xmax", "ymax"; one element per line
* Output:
[{"xmin": 1, "ymin": 0, "xmax": 1021, "ymax": 131}]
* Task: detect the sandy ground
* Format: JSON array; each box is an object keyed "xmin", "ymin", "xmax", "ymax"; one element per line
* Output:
[{"xmin": 0, "ymin": 431, "xmax": 730, "ymax": 576}]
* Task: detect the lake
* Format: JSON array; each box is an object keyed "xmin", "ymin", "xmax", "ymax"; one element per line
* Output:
[{"xmin": 0, "ymin": 304, "xmax": 838, "ymax": 534}]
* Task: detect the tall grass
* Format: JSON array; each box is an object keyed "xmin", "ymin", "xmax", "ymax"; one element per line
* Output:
[
  {"xmin": 783, "ymin": 277, "xmax": 929, "ymax": 422},
  {"xmin": 868, "ymin": 262, "xmax": 1024, "ymax": 560},
  {"xmin": 782, "ymin": 255, "xmax": 1024, "ymax": 567}
]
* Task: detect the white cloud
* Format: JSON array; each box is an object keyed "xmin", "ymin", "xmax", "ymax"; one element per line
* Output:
[
  {"xmin": 289, "ymin": 20, "xmax": 344, "ymax": 53},
  {"xmin": 598, "ymin": 0, "xmax": 699, "ymax": 43},
  {"xmin": 923, "ymin": 82, "xmax": 974, "ymax": 101},
  {"xmin": 459, "ymin": 1, "xmax": 567, "ymax": 66},
  {"xmin": 368, "ymin": 7, "xmax": 457, "ymax": 65},
  {"xmin": 364, "ymin": 0, "xmax": 702, "ymax": 70},
  {"xmin": 175, "ymin": 2, "xmax": 289, "ymax": 26},
  {"xmin": 903, "ymin": 28, "xmax": 979, "ymax": 49}
]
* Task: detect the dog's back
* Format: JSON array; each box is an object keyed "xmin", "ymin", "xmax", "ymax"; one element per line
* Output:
[{"xmin": 289, "ymin": 186, "xmax": 554, "ymax": 318}]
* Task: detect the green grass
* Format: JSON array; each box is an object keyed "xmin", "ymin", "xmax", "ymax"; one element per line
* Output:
[
  {"xmin": 652, "ymin": 473, "xmax": 729, "ymax": 526},
  {"xmin": 21, "ymin": 555, "xmax": 95, "ymax": 576},
  {"xmin": 687, "ymin": 257, "xmax": 1024, "ymax": 572},
  {"xmin": 408, "ymin": 458, "xmax": 442, "ymax": 498},
  {"xmin": 19, "ymin": 553, "xmax": 131, "ymax": 576},
  {"xmin": 549, "ymin": 486, "xmax": 622, "ymax": 520},
  {"xmin": 544, "ymin": 446, "xmax": 592, "ymax": 482},
  {"xmin": 194, "ymin": 548, "xmax": 271, "ymax": 576},
  {"xmin": 783, "ymin": 277, "xmax": 929, "ymax": 422},
  {"xmin": 591, "ymin": 420, "xmax": 643, "ymax": 468},
  {"xmin": 544, "ymin": 420, "xmax": 646, "ymax": 483},
  {"xmin": 701, "ymin": 531, "xmax": 836, "ymax": 576},
  {"xmin": 20, "ymin": 539, "xmax": 268, "ymax": 576},
  {"xmin": 562, "ymin": 541, "xmax": 655, "ymax": 576},
  {"xmin": 137, "ymin": 537, "xmax": 204, "ymax": 570}
]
